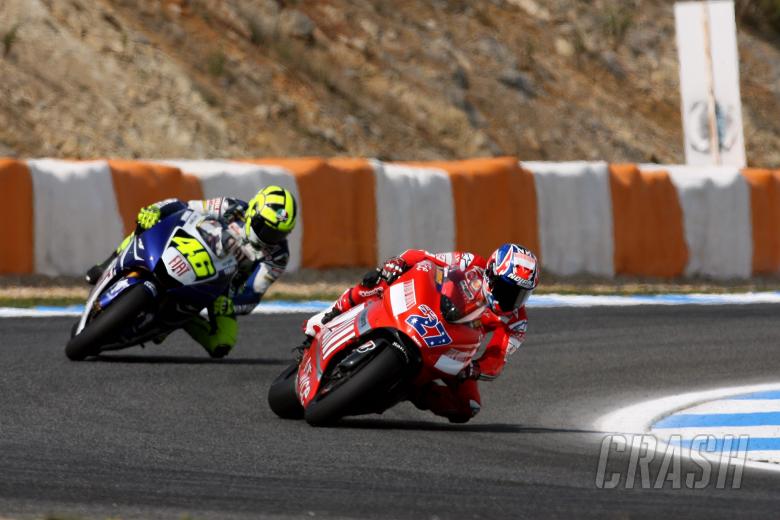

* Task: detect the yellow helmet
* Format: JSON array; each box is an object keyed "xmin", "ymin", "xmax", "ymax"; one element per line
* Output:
[{"xmin": 245, "ymin": 185, "xmax": 297, "ymax": 246}]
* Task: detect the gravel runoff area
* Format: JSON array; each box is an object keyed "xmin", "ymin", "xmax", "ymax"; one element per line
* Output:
[{"xmin": 1, "ymin": 270, "xmax": 780, "ymax": 307}]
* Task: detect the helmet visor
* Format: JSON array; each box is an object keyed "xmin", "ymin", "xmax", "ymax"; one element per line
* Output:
[
  {"xmin": 489, "ymin": 274, "xmax": 531, "ymax": 312},
  {"xmin": 250, "ymin": 218, "xmax": 288, "ymax": 245}
]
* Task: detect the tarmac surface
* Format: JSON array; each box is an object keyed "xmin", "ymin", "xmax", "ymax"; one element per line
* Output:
[{"xmin": 1, "ymin": 304, "xmax": 779, "ymax": 519}]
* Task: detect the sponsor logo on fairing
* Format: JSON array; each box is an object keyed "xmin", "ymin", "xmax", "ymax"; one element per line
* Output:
[
  {"xmin": 298, "ymin": 357, "xmax": 312, "ymax": 400},
  {"xmin": 357, "ymin": 309, "xmax": 371, "ymax": 334},
  {"xmin": 356, "ymin": 341, "xmax": 377, "ymax": 354},
  {"xmin": 106, "ymin": 278, "xmax": 131, "ymax": 299},
  {"xmin": 208, "ymin": 198, "xmax": 223, "ymax": 214},
  {"xmin": 168, "ymin": 254, "xmax": 190, "ymax": 276}
]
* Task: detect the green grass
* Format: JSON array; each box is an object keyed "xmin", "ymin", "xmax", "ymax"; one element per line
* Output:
[{"xmin": 0, "ymin": 296, "xmax": 84, "ymax": 308}]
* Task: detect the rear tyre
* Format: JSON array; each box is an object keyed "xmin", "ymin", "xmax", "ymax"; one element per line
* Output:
[
  {"xmin": 267, "ymin": 362, "xmax": 304, "ymax": 419},
  {"xmin": 304, "ymin": 346, "xmax": 406, "ymax": 427},
  {"xmin": 65, "ymin": 284, "xmax": 154, "ymax": 361}
]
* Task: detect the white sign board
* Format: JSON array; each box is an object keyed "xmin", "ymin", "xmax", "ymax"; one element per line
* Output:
[{"xmin": 675, "ymin": 1, "xmax": 745, "ymax": 167}]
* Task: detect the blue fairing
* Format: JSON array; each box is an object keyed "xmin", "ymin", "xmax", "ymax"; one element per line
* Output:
[
  {"xmin": 117, "ymin": 211, "xmax": 185, "ymax": 273},
  {"xmin": 98, "ymin": 276, "xmax": 147, "ymax": 309},
  {"xmin": 104, "ymin": 209, "xmax": 228, "ymax": 313}
]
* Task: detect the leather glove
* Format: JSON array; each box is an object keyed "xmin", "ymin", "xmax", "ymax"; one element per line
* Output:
[
  {"xmin": 223, "ymin": 222, "xmax": 258, "ymax": 264},
  {"xmin": 379, "ymin": 256, "xmax": 408, "ymax": 284},
  {"xmin": 136, "ymin": 205, "xmax": 161, "ymax": 230},
  {"xmin": 222, "ymin": 201, "xmax": 245, "ymax": 223},
  {"xmin": 457, "ymin": 361, "xmax": 481, "ymax": 381},
  {"xmin": 361, "ymin": 267, "xmax": 383, "ymax": 288}
]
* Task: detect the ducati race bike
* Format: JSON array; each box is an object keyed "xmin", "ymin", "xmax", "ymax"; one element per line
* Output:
[
  {"xmin": 65, "ymin": 209, "xmax": 237, "ymax": 360},
  {"xmin": 268, "ymin": 254, "xmax": 486, "ymax": 426}
]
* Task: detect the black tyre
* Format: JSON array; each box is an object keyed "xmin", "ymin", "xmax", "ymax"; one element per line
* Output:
[
  {"xmin": 65, "ymin": 284, "xmax": 154, "ymax": 361},
  {"xmin": 304, "ymin": 346, "xmax": 406, "ymax": 426},
  {"xmin": 268, "ymin": 362, "xmax": 305, "ymax": 419}
]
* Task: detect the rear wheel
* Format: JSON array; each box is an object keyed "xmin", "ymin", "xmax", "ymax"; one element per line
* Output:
[
  {"xmin": 65, "ymin": 284, "xmax": 154, "ymax": 361},
  {"xmin": 268, "ymin": 362, "xmax": 304, "ymax": 419},
  {"xmin": 304, "ymin": 346, "xmax": 407, "ymax": 426}
]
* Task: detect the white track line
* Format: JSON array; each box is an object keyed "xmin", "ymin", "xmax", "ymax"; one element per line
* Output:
[
  {"xmin": 668, "ymin": 399, "xmax": 780, "ymax": 415},
  {"xmin": 651, "ymin": 425, "xmax": 780, "ymax": 439}
]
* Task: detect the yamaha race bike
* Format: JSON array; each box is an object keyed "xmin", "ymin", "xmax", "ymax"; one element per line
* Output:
[
  {"xmin": 268, "ymin": 254, "xmax": 485, "ymax": 426},
  {"xmin": 65, "ymin": 209, "xmax": 237, "ymax": 360}
]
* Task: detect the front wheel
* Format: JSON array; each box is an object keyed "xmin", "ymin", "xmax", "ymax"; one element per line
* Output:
[
  {"xmin": 65, "ymin": 284, "xmax": 154, "ymax": 361},
  {"xmin": 304, "ymin": 346, "xmax": 407, "ymax": 426},
  {"xmin": 268, "ymin": 362, "xmax": 304, "ymax": 419}
]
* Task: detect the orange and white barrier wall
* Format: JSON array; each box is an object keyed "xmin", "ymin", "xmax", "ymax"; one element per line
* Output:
[{"xmin": 0, "ymin": 158, "xmax": 778, "ymax": 279}]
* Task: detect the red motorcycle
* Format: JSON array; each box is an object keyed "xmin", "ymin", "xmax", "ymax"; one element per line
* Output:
[{"xmin": 268, "ymin": 254, "xmax": 487, "ymax": 426}]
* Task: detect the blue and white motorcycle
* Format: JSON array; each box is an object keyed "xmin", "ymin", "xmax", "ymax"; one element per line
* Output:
[{"xmin": 65, "ymin": 209, "xmax": 237, "ymax": 360}]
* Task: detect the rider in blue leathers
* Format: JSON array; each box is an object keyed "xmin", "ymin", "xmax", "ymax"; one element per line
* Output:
[{"xmin": 85, "ymin": 186, "xmax": 297, "ymax": 358}]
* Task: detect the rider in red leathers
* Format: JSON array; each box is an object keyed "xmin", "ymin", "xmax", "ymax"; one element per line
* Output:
[{"xmin": 304, "ymin": 243, "xmax": 539, "ymax": 423}]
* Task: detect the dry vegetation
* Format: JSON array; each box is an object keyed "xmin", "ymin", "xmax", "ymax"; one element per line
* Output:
[{"xmin": 0, "ymin": 0, "xmax": 779, "ymax": 164}]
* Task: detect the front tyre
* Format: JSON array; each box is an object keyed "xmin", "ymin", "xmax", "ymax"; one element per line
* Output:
[
  {"xmin": 65, "ymin": 284, "xmax": 154, "ymax": 361},
  {"xmin": 268, "ymin": 362, "xmax": 304, "ymax": 419},
  {"xmin": 304, "ymin": 346, "xmax": 406, "ymax": 427}
]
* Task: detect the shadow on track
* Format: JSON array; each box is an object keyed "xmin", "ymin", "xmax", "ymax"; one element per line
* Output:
[
  {"xmin": 90, "ymin": 354, "xmax": 290, "ymax": 365},
  {"xmin": 336, "ymin": 417, "xmax": 601, "ymax": 434}
]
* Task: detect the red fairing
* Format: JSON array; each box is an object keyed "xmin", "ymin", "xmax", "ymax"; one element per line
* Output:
[
  {"xmin": 355, "ymin": 250, "xmax": 527, "ymax": 379},
  {"xmin": 296, "ymin": 256, "xmax": 484, "ymax": 409},
  {"xmin": 297, "ymin": 250, "xmax": 530, "ymax": 420}
]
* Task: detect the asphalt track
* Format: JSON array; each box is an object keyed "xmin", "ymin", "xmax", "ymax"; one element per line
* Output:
[{"xmin": 1, "ymin": 304, "xmax": 780, "ymax": 519}]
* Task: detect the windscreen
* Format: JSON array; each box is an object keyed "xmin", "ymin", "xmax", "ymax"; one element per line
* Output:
[{"xmin": 439, "ymin": 267, "xmax": 481, "ymax": 322}]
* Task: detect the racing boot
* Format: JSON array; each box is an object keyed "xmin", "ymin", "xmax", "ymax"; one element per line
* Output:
[
  {"xmin": 85, "ymin": 231, "xmax": 136, "ymax": 285},
  {"xmin": 152, "ymin": 330, "xmax": 172, "ymax": 345},
  {"xmin": 85, "ymin": 252, "xmax": 117, "ymax": 285},
  {"xmin": 292, "ymin": 335, "xmax": 313, "ymax": 362},
  {"xmin": 184, "ymin": 296, "xmax": 237, "ymax": 359}
]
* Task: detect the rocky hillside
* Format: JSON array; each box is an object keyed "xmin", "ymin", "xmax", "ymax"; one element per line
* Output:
[{"xmin": 1, "ymin": 0, "xmax": 779, "ymax": 164}]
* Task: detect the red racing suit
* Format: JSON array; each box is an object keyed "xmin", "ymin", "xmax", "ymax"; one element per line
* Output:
[{"xmin": 333, "ymin": 249, "xmax": 529, "ymax": 423}]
